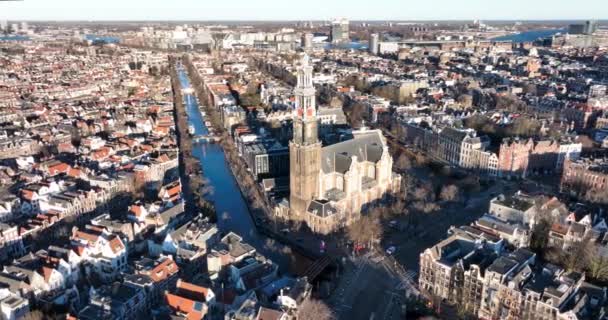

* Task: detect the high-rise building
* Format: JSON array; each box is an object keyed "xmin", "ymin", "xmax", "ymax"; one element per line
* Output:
[
  {"xmin": 569, "ymin": 20, "xmax": 598, "ymax": 35},
  {"xmin": 369, "ymin": 33, "xmax": 379, "ymax": 55},
  {"xmin": 302, "ymin": 33, "xmax": 313, "ymax": 50},
  {"xmin": 20, "ymin": 22, "xmax": 28, "ymax": 33},
  {"xmin": 584, "ymin": 20, "xmax": 598, "ymax": 35},
  {"xmin": 330, "ymin": 18, "xmax": 349, "ymax": 44},
  {"xmin": 0, "ymin": 21, "xmax": 7, "ymax": 32}
]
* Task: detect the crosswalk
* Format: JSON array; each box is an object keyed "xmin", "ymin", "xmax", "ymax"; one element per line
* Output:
[
  {"xmin": 329, "ymin": 254, "xmax": 421, "ymax": 317},
  {"xmin": 329, "ymin": 256, "xmax": 370, "ymax": 313},
  {"xmin": 395, "ymin": 270, "xmax": 418, "ymax": 291}
]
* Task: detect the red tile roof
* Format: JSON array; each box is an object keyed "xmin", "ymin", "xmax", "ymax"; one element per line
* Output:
[
  {"xmin": 130, "ymin": 205, "xmax": 143, "ymax": 217},
  {"xmin": 148, "ymin": 258, "xmax": 179, "ymax": 283},
  {"xmin": 176, "ymin": 280, "xmax": 209, "ymax": 300},
  {"xmin": 165, "ymin": 292, "xmax": 207, "ymax": 320},
  {"xmin": 21, "ymin": 189, "xmax": 35, "ymax": 201},
  {"xmin": 551, "ymin": 223, "xmax": 568, "ymax": 235},
  {"xmin": 109, "ymin": 236, "xmax": 125, "ymax": 254},
  {"xmin": 73, "ymin": 230, "xmax": 99, "ymax": 244}
]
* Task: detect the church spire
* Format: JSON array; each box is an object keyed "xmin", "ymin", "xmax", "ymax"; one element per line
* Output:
[
  {"xmin": 292, "ymin": 53, "xmax": 318, "ymax": 146},
  {"xmin": 294, "ymin": 53, "xmax": 316, "ymax": 120},
  {"xmin": 289, "ymin": 54, "xmax": 322, "ymax": 219}
]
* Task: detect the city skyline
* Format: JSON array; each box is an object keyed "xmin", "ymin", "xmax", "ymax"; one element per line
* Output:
[
  {"xmin": 2, "ymin": 1, "xmax": 608, "ymax": 319},
  {"xmin": 1, "ymin": 0, "xmax": 608, "ymax": 21}
]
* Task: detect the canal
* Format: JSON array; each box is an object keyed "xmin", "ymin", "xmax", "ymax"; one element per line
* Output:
[
  {"xmin": 176, "ymin": 66, "xmax": 296, "ymax": 269},
  {"xmin": 177, "ymin": 67, "xmax": 258, "ymax": 240}
]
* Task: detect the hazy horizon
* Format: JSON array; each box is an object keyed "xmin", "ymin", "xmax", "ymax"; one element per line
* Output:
[{"xmin": 1, "ymin": 0, "xmax": 607, "ymax": 22}]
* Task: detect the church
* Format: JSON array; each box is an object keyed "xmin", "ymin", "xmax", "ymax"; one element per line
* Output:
[{"xmin": 285, "ymin": 54, "xmax": 401, "ymax": 234}]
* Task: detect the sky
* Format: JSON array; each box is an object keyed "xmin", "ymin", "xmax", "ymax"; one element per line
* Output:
[{"xmin": 1, "ymin": 0, "xmax": 607, "ymax": 21}]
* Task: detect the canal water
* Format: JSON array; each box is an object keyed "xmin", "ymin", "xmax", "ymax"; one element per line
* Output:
[
  {"xmin": 84, "ymin": 34, "xmax": 121, "ymax": 44},
  {"xmin": 492, "ymin": 29, "xmax": 565, "ymax": 42},
  {"xmin": 0, "ymin": 35, "xmax": 30, "ymax": 41},
  {"xmin": 177, "ymin": 67, "xmax": 258, "ymax": 240},
  {"xmin": 176, "ymin": 66, "xmax": 296, "ymax": 269}
]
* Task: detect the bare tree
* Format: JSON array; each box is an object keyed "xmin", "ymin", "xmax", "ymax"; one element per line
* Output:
[
  {"xmin": 402, "ymin": 175, "xmax": 416, "ymax": 197},
  {"xmin": 414, "ymin": 186, "xmax": 432, "ymax": 202},
  {"xmin": 414, "ymin": 153, "xmax": 429, "ymax": 166},
  {"xmin": 439, "ymin": 185, "xmax": 459, "ymax": 202},
  {"xmin": 457, "ymin": 94, "xmax": 473, "ymax": 108},
  {"xmin": 391, "ymin": 198, "xmax": 408, "ymax": 216},
  {"xmin": 348, "ymin": 102, "xmax": 366, "ymax": 128},
  {"xmin": 22, "ymin": 311, "xmax": 45, "ymax": 320},
  {"xmin": 529, "ymin": 218, "xmax": 552, "ymax": 256},
  {"xmin": 297, "ymin": 298, "xmax": 335, "ymax": 320},
  {"xmin": 588, "ymin": 255, "xmax": 608, "ymax": 282},
  {"xmin": 396, "ymin": 153, "xmax": 412, "ymax": 172},
  {"xmin": 564, "ymin": 238, "xmax": 593, "ymax": 273},
  {"xmin": 347, "ymin": 214, "xmax": 382, "ymax": 249}
]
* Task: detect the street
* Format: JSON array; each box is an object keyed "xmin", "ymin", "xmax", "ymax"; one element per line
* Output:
[{"xmin": 329, "ymin": 252, "xmax": 415, "ymax": 320}]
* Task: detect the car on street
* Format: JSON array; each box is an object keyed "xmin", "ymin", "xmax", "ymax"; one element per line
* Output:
[
  {"xmin": 386, "ymin": 246, "xmax": 396, "ymax": 255},
  {"xmin": 389, "ymin": 220, "xmax": 398, "ymax": 228}
]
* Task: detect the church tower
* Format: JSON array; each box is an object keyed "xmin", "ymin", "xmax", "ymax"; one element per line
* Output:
[{"xmin": 289, "ymin": 54, "xmax": 321, "ymax": 217}]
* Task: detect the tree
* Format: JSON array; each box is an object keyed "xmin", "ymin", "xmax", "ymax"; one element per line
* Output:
[
  {"xmin": 128, "ymin": 87, "xmax": 137, "ymax": 97},
  {"xmin": 414, "ymin": 185, "xmax": 432, "ymax": 202},
  {"xmin": 509, "ymin": 117, "xmax": 541, "ymax": 137},
  {"xmin": 457, "ymin": 94, "xmax": 473, "ymax": 108},
  {"xmin": 584, "ymin": 187, "xmax": 608, "ymax": 205},
  {"xmin": 347, "ymin": 102, "xmax": 366, "ymax": 128},
  {"xmin": 391, "ymin": 198, "xmax": 408, "ymax": 216},
  {"xmin": 414, "ymin": 153, "xmax": 429, "ymax": 166},
  {"xmin": 22, "ymin": 310, "xmax": 45, "ymax": 320},
  {"xmin": 564, "ymin": 238, "xmax": 593, "ymax": 273},
  {"xmin": 529, "ymin": 218, "xmax": 551, "ymax": 255},
  {"xmin": 347, "ymin": 214, "xmax": 382, "ymax": 249},
  {"xmin": 495, "ymin": 94, "xmax": 526, "ymax": 112},
  {"xmin": 458, "ymin": 176, "xmax": 480, "ymax": 194},
  {"xmin": 239, "ymin": 92, "xmax": 261, "ymax": 107},
  {"xmin": 457, "ymin": 303, "xmax": 477, "ymax": 320},
  {"xmin": 439, "ymin": 185, "xmax": 459, "ymax": 202},
  {"xmin": 396, "ymin": 153, "xmax": 412, "ymax": 172},
  {"xmin": 464, "ymin": 115, "xmax": 491, "ymax": 132},
  {"xmin": 524, "ymin": 84, "xmax": 538, "ymax": 96},
  {"xmin": 588, "ymin": 255, "xmax": 608, "ymax": 282},
  {"xmin": 297, "ymin": 298, "xmax": 335, "ymax": 320},
  {"xmin": 402, "ymin": 175, "xmax": 416, "ymax": 197},
  {"xmin": 329, "ymin": 96, "xmax": 344, "ymax": 108},
  {"xmin": 413, "ymin": 201, "xmax": 440, "ymax": 214}
]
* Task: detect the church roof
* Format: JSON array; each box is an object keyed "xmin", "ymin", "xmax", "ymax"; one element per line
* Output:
[
  {"xmin": 321, "ymin": 129, "xmax": 385, "ymax": 174},
  {"xmin": 307, "ymin": 199, "xmax": 337, "ymax": 218}
]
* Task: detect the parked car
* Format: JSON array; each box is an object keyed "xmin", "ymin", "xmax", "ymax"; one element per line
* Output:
[
  {"xmin": 386, "ymin": 246, "xmax": 396, "ymax": 255},
  {"xmin": 389, "ymin": 220, "xmax": 398, "ymax": 228},
  {"xmin": 389, "ymin": 220, "xmax": 407, "ymax": 231}
]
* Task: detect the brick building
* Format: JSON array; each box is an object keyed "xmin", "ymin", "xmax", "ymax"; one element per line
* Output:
[
  {"xmin": 498, "ymin": 138, "xmax": 533, "ymax": 179},
  {"xmin": 561, "ymin": 157, "xmax": 608, "ymax": 199}
]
